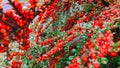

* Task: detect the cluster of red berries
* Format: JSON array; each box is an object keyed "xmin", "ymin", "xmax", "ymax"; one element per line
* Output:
[
  {"xmin": 29, "ymin": 0, "xmax": 38, "ymax": 9},
  {"xmin": 0, "ymin": 45, "xmax": 6, "ymax": 53},
  {"xmin": 0, "ymin": 21, "xmax": 11, "ymax": 39},
  {"xmin": 11, "ymin": 60, "xmax": 22, "ymax": 68},
  {"xmin": 36, "ymin": 39, "xmax": 65, "ymax": 62},
  {"xmin": 67, "ymin": 57, "xmax": 80, "ymax": 68},
  {"xmin": 97, "ymin": 31, "xmax": 114, "ymax": 58},
  {"xmin": 66, "ymin": 35, "xmax": 75, "ymax": 42},
  {"xmin": 42, "ymin": 40, "xmax": 65, "ymax": 60},
  {"xmin": 40, "ymin": 38, "xmax": 54, "ymax": 45},
  {"xmin": 0, "ymin": 0, "xmax": 120, "ymax": 68},
  {"xmin": 77, "ymin": 30, "xmax": 116, "ymax": 67},
  {"xmin": 38, "ymin": 0, "xmax": 60, "ymax": 24}
]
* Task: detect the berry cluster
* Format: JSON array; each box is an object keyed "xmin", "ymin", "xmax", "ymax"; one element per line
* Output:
[
  {"xmin": 67, "ymin": 57, "xmax": 80, "ymax": 68},
  {"xmin": 0, "ymin": 0, "xmax": 120, "ymax": 68}
]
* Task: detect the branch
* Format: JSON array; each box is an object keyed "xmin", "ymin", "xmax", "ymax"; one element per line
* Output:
[
  {"xmin": 8, "ymin": 0, "xmax": 40, "ymax": 23},
  {"xmin": 69, "ymin": 33, "xmax": 85, "ymax": 46},
  {"xmin": 0, "ymin": 12, "xmax": 22, "ymax": 40},
  {"xmin": 8, "ymin": 0, "xmax": 26, "ymax": 20},
  {"xmin": 41, "ymin": 18, "xmax": 53, "ymax": 31}
]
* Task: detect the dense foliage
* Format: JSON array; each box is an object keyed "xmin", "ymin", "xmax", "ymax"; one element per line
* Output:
[{"xmin": 0, "ymin": 0, "xmax": 120, "ymax": 68}]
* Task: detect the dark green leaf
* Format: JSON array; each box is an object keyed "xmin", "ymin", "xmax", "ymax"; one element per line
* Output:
[{"xmin": 116, "ymin": 22, "xmax": 120, "ymax": 27}]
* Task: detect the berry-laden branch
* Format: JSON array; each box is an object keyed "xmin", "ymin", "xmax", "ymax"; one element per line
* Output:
[
  {"xmin": 8, "ymin": 0, "xmax": 26, "ymax": 20},
  {"xmin": 0, "ymin": 0, "xmax": 120, "ymax": 68},
  {"xmin": 69, "ymin": 33, "xmax": 86, "ymax": 46}
]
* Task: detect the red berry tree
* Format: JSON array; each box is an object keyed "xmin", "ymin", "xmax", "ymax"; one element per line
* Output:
[{"xmin": 0, "ymin": 0, "xmax": 120, "ymax": 68}]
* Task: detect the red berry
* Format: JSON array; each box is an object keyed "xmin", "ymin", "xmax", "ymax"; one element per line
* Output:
[
  {"xmin": 13, "ymin": 52, "xmax": 17, "ymax": 56},
  {"xmin": 109, "ymin": 51, "xmax": 118, "ymax": 57},
  {"xmin": 44, "ymin": 0, "xmax": 50, "ymax": 4},
  {"xmin": 28, "ymin": 55, "xmax": 33, "ymax": 60},
  {"xmin": 91, "ymin": 53, "xmax": 96, "ymax": 59},
  {"xmin": 82, "ymin": 57, "xmax": 88, "ymax": 63},
  {"xmin": 9, "ymin": 55, "xmax": 13, "ymax": 60},
  {"xmin": 94, "ymin": 63, "xmax": 100, "ymax": 68}
]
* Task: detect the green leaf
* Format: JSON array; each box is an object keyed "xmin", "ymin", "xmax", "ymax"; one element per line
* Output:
[
  {"xmin": 101, "ymin": 58, "xmax": 109, "ymax": 64},
  {"xmin": 113, "ymin": 42, "xmax": 119, "ymax": 48},
  {"xmin": 77, "ymin": 59, "xmax": 81, "ymax": 63},
  {"xmin": 64, "ymin": 43, "xmax": 70, "ymax": 52},
  {"xmin": 39, "ymin": 62, "xmax": 44, "ymax": 68},
  {"xmin": 89, "ymin": 65, "xmax": 94, "ymax": 68},
  {"xmin": 66, "ymin": 61, "xmax": 71, "ymax": 64},
  {"xmin": 56, "ymin": 64, "xmax": 61, "ymax": 68},
  {"xmin": 29, "ymin": 59, "xmax": 36, "ymax": 64},
  {"xmin": 112, "ymin": 56, "xmax": 120, "ymax": 65},
  {"xmin": 4, "ymin": 60, "xmax": 10, "ymax": 65},
  {"xmin": 116, "ymin": 22, "xmax": 120, "ymax": 27},
  {"xmin": 45, "ymin": 58, "xmax": 49, "ymax": 65},
  {"xmin": 100, "ymin": 64, "xmax": 108, "ymax": 68},
  {"xmin": 118, "ymin": 62, "xmax": 120, "ymax": 65},
  {"xmin": 84, "ymin": 4, "xmax": 92, "ymax": 12},
  {"xmin": 41, "ymin": 46, "xmax": 46, "ymax": 51},
  {"xmin": 76, "ymin": 43, "xmax": 81, "ymax": 49},
  {"xmin": 114, "ymin": 48, "xmax": 118, "ymax": 52},
  {"xmin": 22, "ymin": 64, "xmax": 28, "ymax": 68},
  {"xmin": 36, "ymin": 45, "xmax": 41, "ymax": 52},
  {"xmin": 71, "ymin": 49, "xmax": 76, "ymax": 53},
  {"xmin": 92, "ymin": 3, "xmax": 97, "ymax": 7},
  {"xmin": 68, "ymin": 56, "xmax": 74, "ymax": 60},
  {"xmin": 94, "ymin": 46, "xmax": 98, "ymax": 51}
]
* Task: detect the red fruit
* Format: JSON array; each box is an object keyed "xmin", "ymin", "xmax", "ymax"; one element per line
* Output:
[
  {"xmin": 94, "ymin": 63, "xmax": 100, "ymax": 68},
  {"xmin": 88, "ymin": 62, "xmax": 92, "ymax": 67},
  {"xmin": 6, "ymin": 26, "xmax": 11, "ymax": 30},
  {"xmin": 20, "ymin": 52, "xmax": 24, "ymax": 56},
  {"xmin": 44, "ymin": 0, "xmax": 50, "ymax": 4},
  {"xmin": 12, "ymin": 60, "xmax": 17, "ymax": 66},
  {"xmin": 85, "ymin": 41, "xmax": 90, "ymax": 47},
  {"xmin": 80, "ymin": 47, "xmax": 86, "ymax": 54},
  {"xmin": 36, "ymin": 57, "xmax": 42, "ymax": 62},
  {"xmin": 50, "ymin": 65, "xmax": 55, "ymax": 68},
  {"xmin": 28, "ymin": 55, "xmax": 32, "ymax": 60},
  {"xmin": 6, "ymin": 10, "xmax": 11, "ymax": 15},
  {"xmin": 5, "ymin": 66, "xmax": 10, "ymax": 68},
  {"xmin": 98, "ymin": 53, "xmax": 104, "ymax": 58},
  {"xmin": 91, "ymin": 53, "xmax": 96, "ymax": 59},
  {"xmin": 0, "ymin": 46, "xmax": 6, "ymax": 53},
  {"xmin": 21, "ymin": 46, "xmax": 25, "ymax": 50},
  {"xmin": 82, "ymin": 57, "xmax": 88, "ymax": 63},
  {"xmin": 9, "ymin": 55, "xmax": 13, "ymax": 60},
  {"xmin": 19, "ymin": 61, "xmax": 22, "ymax": 65},
  {"xmin": 66, "ymin": 35, "xmax": 75, "ymax": 42},
  {"xmin": 118, "ymin": 45, "xmax": 120, "ymax": 52},
  {"xmin": 68, "ymin": 64, "xmax": 74, "ymax": 68},
  {"xmin": 109, "ymin": 51, "xmax": 118, "ymax": 57},
  {"xmin": 42, "ymin": 54, "xmax": 48, "ymax": 60},
  {"xmin": 13, "ymin": 52, "xmax": 17, "ymax": 56}
]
